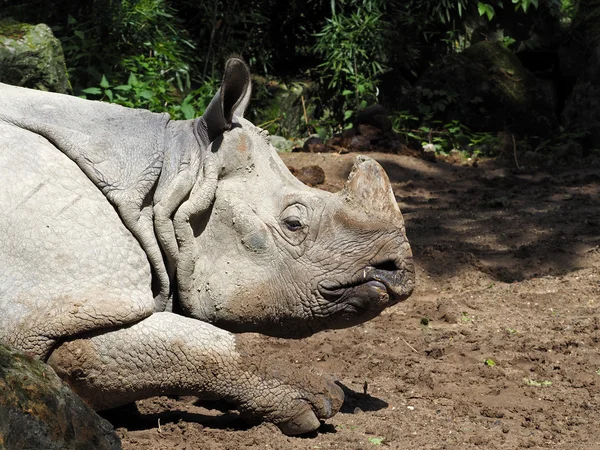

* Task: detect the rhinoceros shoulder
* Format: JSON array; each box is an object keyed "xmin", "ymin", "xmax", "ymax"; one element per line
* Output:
[{"xmin": 0, "ymin": 122, "xmax": 155, "ymax": 359}]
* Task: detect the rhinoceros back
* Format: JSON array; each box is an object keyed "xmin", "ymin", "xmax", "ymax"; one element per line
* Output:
[{"xmin": 0, "ymin": 121, "xmax": 155, "ymax": 359}]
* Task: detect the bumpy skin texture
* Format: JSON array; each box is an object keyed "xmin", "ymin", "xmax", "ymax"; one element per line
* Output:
[
  {"xmin": 48, "ymin": 313, "xmax": 343, "ymax": 435},
  {"xmin": 0, "ymin": 58, "xmax": 414, "ymax": 435}
]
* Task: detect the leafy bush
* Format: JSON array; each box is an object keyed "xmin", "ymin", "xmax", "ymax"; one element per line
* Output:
[
  {"xmin": 81, "ymin": 72, "xmax": 218, "ymax": 120},
  {"xmin": 313, "ymin": 0, "xmax": 388, "ymax": 125},
  {"xmin": 73, "ymin": 0, "xmax": 207, "ymax": 118}
]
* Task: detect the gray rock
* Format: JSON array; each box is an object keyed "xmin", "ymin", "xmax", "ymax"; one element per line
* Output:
[
  {"xmin": 0, "ymin": 343, "xmax": 121, "ymax": 450},
  {"xmin": 400, "ymin": 41, "xmax": 557, "ymax": 136},
  {"xmin": 0, "ymin": 20, "xmax": 71, "ymax": 93}
]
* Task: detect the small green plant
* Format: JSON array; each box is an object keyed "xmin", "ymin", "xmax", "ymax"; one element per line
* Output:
[
  {"xmin": 368, "ymin": 437, "xmax": 385, "ymax": 445},
  {"xmin": 392, "ymin": 112, "xmax": 500, "ymax": 156},
  {"xmin": 484, "ymin": 358, "xmax": 496, "ymax": 367},
  {"xmin": 524, "ymin": 378, "xmax": 552, "ymax": 387},
  {"xmin": 506, "ymin": 328, "xmax": 518, "ymax": 334},
  {"xmin": 461, "ymin": 312, "xmax": 472, "ymax": 323},
  {"xmin": 595, "ymin": 368, "xmax": 600, "ymax": 376}
]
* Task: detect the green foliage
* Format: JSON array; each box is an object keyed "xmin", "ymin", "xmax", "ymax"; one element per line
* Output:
[
  {"xmin": 392, "ymin": 112, "xmax": 500, "ymax": 156},
  {"xmin": 173, "ymin": 0, "xmax": 273, "ymax": 78},
  {"xmin": 82, "ymin": 71, "xmax": 218, "ymax": 120},
  {"xmin": 70, "ymin": 0, "xmax": 207, "ymax": 117},
  {"xmin": 477, "ymin": 0, "xmax": 541, "ymax": 22},
  {"xmin": 477, "ymin": 2, "xmax": 496, "ymax": 21},
  {"xmin": 313, "ymin": 0, "xmax": 388, "ymax": 124},
  {"xmin": 387, "ymin": 0, "xmax": 471, "ymax": 57},
  {"xmin": 1, "ymin": 0, "xmax": 579, "ymax": 145}
]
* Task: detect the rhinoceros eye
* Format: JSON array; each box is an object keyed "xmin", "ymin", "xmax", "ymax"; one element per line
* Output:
[
  {"xmin": 284, "ymin": 217, "xmax": 303, "ymax": 232},
  {"xmin": 279, "ymin": 203, "xmax": 309, "ymax": 246}
]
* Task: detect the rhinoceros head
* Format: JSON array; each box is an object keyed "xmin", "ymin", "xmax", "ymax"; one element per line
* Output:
[{"xmin": 177, "ymin": 59, "xmax": 414, "ymax": 337}]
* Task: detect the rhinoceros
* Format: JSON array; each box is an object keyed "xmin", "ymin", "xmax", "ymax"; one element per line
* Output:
[{"xmin": 0, "ymin": 58, "xmax": 414, "ymax": 435}]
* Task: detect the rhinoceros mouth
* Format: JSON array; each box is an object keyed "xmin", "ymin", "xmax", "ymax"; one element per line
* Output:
[{"xmin": 318, "ymin": 265, "xmax": 413, "ymax": 312}]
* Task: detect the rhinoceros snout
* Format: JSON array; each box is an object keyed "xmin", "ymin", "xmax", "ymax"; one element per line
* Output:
[
  {"xmin": 317, "ymin": 253, "xmax": 414, "ymax": 313},
  {"xmin": 368, "ymin": 256, "xmax": 415, "ymax": 306}
]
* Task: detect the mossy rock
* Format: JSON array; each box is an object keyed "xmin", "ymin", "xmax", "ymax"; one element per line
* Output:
[
  {"xmin": 0, "ymin": 343, "xmax": 121, "ymax": 450},
  {"xmin": 0, "ymin": 19, "xmax": 71, "ymax": 93},
  {"xmin": 572, "ymin": 0, "xmax": 600, "ymax": 48},
  {"xmin": 560, "ymin": 0, "xmax": 600, "ymax": 80},
  {"xmin": 562, "ymin": 45, "xmax": 600, "ymax": 149},
  {"xmin": 402, "ymin": 41, "xmax": 557, "ymax": 136}
]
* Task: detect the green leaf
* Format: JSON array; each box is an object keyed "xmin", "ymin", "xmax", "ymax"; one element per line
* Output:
[
  {"xmin": 368, "ymin": 437, "xmax": 385, "ymax": 445},
  {"xmin": 485, "ymin": 359, "xmax": 496, "ymax": 367},
  {"xmin": 100, "ymin": 75, "xmax": 110, "ymax": 89},
  {"xmin": 74, "ymin": 30, "xmax": 84, "ymax": 40},
  {"xmin": 81, "ymin": 87, "xmax": 102, "ymax": 95},
  {"xmin": 128, "ymin": 73, "xmax": 138, "ymax": 87},
  {"xmin": 180, "ymin": 102, "xmax": 195, "ymax": 120},
  {"xmin": 477, "ymin": 2, "xmax": 495, "ymax": 21},
  {"xmin": 104, "ymin": 89, "xmax": 113, "ymax": 102},
  {"xmin": 114, "ymin": 85, "xmax": 132, "ymax": 91},
  {"xmin": 342, "ymin": 89, "xmax": 353, "ymax": 96},
  {"xmin": 343, "ymin": 110, "xmax": 353, "ymax": 120},
  {"xmin": 140, "ymin": 90, "xmax": 154, "ymax": 100}
]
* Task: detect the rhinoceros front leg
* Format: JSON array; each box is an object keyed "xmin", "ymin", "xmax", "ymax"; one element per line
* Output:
[{"xmin": 47, "ymin": 312, "xmax": 343, "ymax": 435}]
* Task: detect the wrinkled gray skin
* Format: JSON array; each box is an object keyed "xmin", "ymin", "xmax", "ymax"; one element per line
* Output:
[{"xmin": 0, "ymin": 58, "xmax": 414, "ymax": 435}]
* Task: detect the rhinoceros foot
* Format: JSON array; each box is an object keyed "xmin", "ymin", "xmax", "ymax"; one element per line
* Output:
[{"xmin": 235, "ymin": 338, "xmax": 344, "ymax": 435}]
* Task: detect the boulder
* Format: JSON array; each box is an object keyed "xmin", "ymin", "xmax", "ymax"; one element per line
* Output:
[
  {"xmin": 562, "ymin": 45, "xmax": 600, "ymax": 149},
  {"xmin": 0, "ymin": 343, "xmax": 121, "ymax": 450},
  {"xmin": 400, "ymin": 41, "xmax": 557, "ymax": 136},
  {"xmin": 0, "ymin": 20, "xmax": 71, "ymax": 93}
]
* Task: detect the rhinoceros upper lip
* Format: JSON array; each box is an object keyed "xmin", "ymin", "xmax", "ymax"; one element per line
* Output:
[{"xmin": 318, "ymin": 266, "xmax": 411, "ymax": 309}]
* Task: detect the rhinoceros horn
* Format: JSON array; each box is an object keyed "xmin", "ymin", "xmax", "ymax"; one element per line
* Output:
[{"xmin": 342, "ymin": 155, "xmax": 401, "ymax": 219}]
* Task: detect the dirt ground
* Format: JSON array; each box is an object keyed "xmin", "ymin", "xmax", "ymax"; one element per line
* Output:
[{"xmin": 110, "ymin": 150, "xmax": 600, "ymax": 450}]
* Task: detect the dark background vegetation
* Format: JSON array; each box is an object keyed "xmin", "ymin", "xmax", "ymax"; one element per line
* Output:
[{"xmin": 1, "ymin": 0, "xmax": 598, "ymax": 158}]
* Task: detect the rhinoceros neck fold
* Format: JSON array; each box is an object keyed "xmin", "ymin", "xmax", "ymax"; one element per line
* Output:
[{"xmin": 0, "ymin": 84, "xmax": 173, "ymax": 309}]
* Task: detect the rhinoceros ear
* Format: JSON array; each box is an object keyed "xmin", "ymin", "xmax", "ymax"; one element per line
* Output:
[{"xmin": 202, "ymin": 58, "xmax": 252, "ymax": 142}]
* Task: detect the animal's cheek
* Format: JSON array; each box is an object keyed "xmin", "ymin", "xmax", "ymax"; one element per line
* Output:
[{"xmin": 232, "ymin": 208, "xmax": 270, "ymax": 253}]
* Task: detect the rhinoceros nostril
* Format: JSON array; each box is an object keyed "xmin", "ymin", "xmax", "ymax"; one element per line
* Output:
[{"xmin": 372, "ymin": 259, "xmax": 399, "ymax": 272}]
